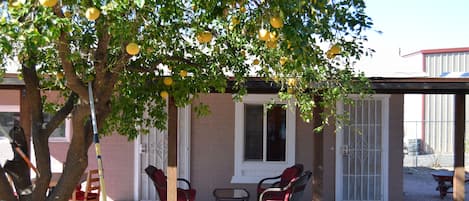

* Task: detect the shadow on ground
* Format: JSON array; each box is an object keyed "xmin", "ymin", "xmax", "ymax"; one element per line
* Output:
[{"xmin": 404, "ymin": 167, "xmax": 469, "ymax": 201}]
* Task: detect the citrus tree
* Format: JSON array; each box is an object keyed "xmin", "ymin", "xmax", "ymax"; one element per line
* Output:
[{"xmin": 0, "ymin": 0, "xmax": 373, "ymax": 200}]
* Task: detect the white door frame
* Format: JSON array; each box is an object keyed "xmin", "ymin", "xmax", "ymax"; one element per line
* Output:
[
  {"xmin": 335, "ymin": 95, "xmax": 389, "ymax": 201},
  {"xmin": 134, "ymin": 105, "xmax": 191, "ymax": 201}
]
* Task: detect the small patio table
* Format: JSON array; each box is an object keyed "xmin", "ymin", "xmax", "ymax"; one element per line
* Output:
[
  {"xmin": 431, "ymin": 170, "xmax": 469, "ymax": 198},
  {"xmin": 213, "ymin": 188, "xmax": 249, "ymax": 201}
]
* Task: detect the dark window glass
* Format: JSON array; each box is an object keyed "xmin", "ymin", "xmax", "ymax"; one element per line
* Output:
[
  {"xmin": 0, "ymin": 112, "xmax": 20, "ymax": 137},
  {"xmin": 244, "ymin": 105, "xmax": 263, "ymax": 161},
  {"xmin": 44, "ymin": 113, "xmax": 66, "ymax": 138},
  {"xmin": 266, "ymin": 105, "xmax": 286, "ymax": 161}
]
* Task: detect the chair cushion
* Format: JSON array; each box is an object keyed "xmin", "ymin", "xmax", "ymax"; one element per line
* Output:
[
  {"xmin": 153, "ymin": 169, "xmax": 167, "ymax": 187},
  {"xmin": 73, "ymin": 190, "xmax": 98, "ymax": 200},
  {"xmin": 261, "ymin": 191, "xmax": 290, "ymax": 201},
  {"xmin": 279, "ymin": 166, "xmax": 300, "ymax": 187}
]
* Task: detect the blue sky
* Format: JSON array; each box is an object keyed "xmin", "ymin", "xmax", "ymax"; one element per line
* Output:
[{"xmin": 358, "ymin": 0, "xmax": 469, "ymax": 72}]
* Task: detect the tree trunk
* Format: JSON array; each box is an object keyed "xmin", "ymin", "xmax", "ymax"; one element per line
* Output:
[{"xmin": 0, "ymin": 166, "xmax": 17, "ymax": 201}]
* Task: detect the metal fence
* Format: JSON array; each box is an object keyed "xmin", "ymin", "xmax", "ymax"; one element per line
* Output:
[{"xmin": 403, "ymin": 121, "xmax": 469, "ymax": 167}]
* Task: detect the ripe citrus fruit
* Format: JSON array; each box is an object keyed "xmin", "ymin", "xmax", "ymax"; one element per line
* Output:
[
  {"xmin": 196, "ymin": 31, "xmax": 213, "ymax": 43},
  {"xmin": 163, "ymin": 77, "xmax": 173, "ymax": 86},
  {"xmin": 269, "ymin": 31, "xmax": 278, "ymax": 41},
  {"xmin": 57, "ymin": 72, "xmax": 64, "ymax": 80},
  {"xmin": 287, "ymin": 78, "xmax": 297, "ymax": 87},
  {"xmin": 240, "ymin": 50, "xmax": 246, "ymax": 57},
  {"xmin": 85, "ymin": 7, "xmax": 100, "ymax": 21},
  {"xmin": 179, "ymin": 70, "xmax": 188, "ymax": 78},
  {"xmin": 231, "ymin": 17, "xmax": 240, "ymax": 25},
  {"xmin": 126, "ymin": 43, "xmax": 140, "ymax": 55},
  {"xmin": 270, "ymin": 16, "xmax": 283, "ymax": 28},
  {"xmin": 266, "ymin": 40, "xmax": 277, "ymax": 49},
  {"xmin": 258, "ymin": 29, "xmax": 270, "ymax": 41},
  {"xmin": 253, "ymin": 59, "xmax": 260, "ymax": 65},
  {"xmin": 240, "ymin": 6, "xmax": 246, "ymax": 13},
  {"xmin": 64, "ymin": 11, "xmax": 72, "ymax": 18},
  {"xmin": 160, "ymin": 91, "xmax": 169, "ymax": 99},
  {"xmin": 326, "ymin": 44, "xmax": 341, "ymax": 59},
  {"xmin": 39, "ymin": 0, "xmax": 58, "ymax": 7},
  {"xmin": 279, "ymin": 57, "xmax": 288, "ymax": 66}
]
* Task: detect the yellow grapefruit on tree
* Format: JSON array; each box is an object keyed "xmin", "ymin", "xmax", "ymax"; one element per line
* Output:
[
  {"xmin": 253, "ymin": 59, "xmax": 260, "ymax": 65},
  {"xmin": 39, "ymin": 0, "xmax": 58, "ymax": 7},
  {"xmin": 160, "ymin": 91, "xmax": 169, "ymax": 99},
  {"xmin": 179, "ymin": 70, "xmax": 188, "ymax": 78},
  {"xmin": 287, "ymin": 78, "xmax": 297, "ymax": 87},
  {"xmin": 196, "ymin": 31, "xmax": 213, "ymax": 43},
  {"xmin": 279, "ymin": 57, "xmax": 288, "ymax": 66},
  {"xmin": 126, "ymin": 43, "xmax": 140, "ymax": 55},
  {"xmin": 85, "ymin": 7, "xmax": 100, "ymax": 21},
  {"xmin": 266, "ymin": 40, "xmax": 277, "ymax": 49},
  {"xmin": 326, "ymin": 44, "xmax": 341, "ymax": 59},
  {"xmin": 239, "ymin": 6, "xmax": 246, "ymax": 13},
  {"xmin": 258, "ymin": 28, "xmax": 270, "ymax": 41},
  {"xmin": 270, "ymin": 16, "xmax": 283, "ymax": 28},
  {"xmin": 163, "ymin": 77, "xmax": 173, "ymax": 86}
]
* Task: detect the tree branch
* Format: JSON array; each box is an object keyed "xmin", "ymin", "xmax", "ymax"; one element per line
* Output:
[
  {"xmin": 57, "ymin": 32, "xmax": 89, "ymax": 101},
  {"xmin": 94, "ymin": 22, "xmax": 111, "ymax": 87},
  {"xmin": 44, "ymin": 93, "xmax": 78, "ymax": 136},
  {"xmin": 127, "ymin": 55, "xmax": 203, "ymax": 73}
]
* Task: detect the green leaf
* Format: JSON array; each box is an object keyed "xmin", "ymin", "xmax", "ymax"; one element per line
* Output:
[{"xmin": 135, "ymin": 0, "xmax": 145, "ymax": 8}]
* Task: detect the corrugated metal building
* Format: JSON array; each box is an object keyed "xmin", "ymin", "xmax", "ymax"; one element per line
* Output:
[{"xmin": 404, "ymin": 47, "xmax": 469, "ymax": 154}]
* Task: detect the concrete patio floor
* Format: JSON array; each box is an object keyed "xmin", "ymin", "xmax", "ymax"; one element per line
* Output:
[{"xmin": 404, "ymin": 167, "xmax": 469, "ymax": 201}]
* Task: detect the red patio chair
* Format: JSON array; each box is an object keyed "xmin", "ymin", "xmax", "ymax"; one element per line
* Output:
[
  {"xmin": 145, "ymin": 165, "xmax": 196, "ymax": 201},
  {"xmin": 257, "ymin": 164, "xmax": 304, "ymax": 198},
  {"xmin": 70, "ymin": 169, "xmax": 100, "ymax": 201},
  {"xmin": 259, "ymin": 171, "xmax": 312, "ymax": 201}
]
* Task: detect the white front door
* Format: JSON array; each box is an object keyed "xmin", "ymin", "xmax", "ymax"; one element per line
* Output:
[
  {"xmin": 135, "ymin": 105, "xmax": 191, "ymax": 201},
  {"xmin": 336, "ymin": 95, "xmax": 389, "ymax": 201}
]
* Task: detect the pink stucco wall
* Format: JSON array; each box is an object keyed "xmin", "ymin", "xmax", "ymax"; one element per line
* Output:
[
  {"xmin": 1, "ymin": 89, "xmax": 404, "ymax": 201},
  {"xmin": 190, "ymin": 93, "xmax": 315, "ymax": 201},
  {"xmin": 190, "ymin": 93, "xmax": 404, "ymax": 201}
]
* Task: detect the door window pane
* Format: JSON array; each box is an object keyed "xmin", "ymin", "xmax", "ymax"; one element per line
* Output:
[
  {"xmin": 267, "ymin": 105, "xmax": 286, "ymax": 161},
  {"xmin": 244, "ymin": 105, "xmax": 263, "ymax": 161}
]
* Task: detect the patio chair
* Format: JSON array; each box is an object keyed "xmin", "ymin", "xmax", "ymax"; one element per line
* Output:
[
  {"xmin": 70, "ymin": 169, "xmax": 100, "ymax": 201},
  {"xmin": 145, "ymin": 165, "xmax": 196, "ymax": 201},
  {"xmin": 257, "ymin": 164, "xmax": 304, "ymax": 198},
  {"xmin": 258, "ymin": 171, "xmax": 312, "ymax": 201}
]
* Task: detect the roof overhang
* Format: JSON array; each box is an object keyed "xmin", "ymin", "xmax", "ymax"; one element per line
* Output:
[{"xmin": 228, "ymin": 77, "xmax": 469, "ymax": 94}]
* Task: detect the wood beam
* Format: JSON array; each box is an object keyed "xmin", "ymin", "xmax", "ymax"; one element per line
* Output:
[
  {"xmin": 312, "ymin": 96, "xmax": 324, "ymax": 201},
  {"xmin": 453, "ymin": 94, "xmax": 465, "ymax": 201},
  {"xmin": 19, "ymin": 88, "xmax": 31, "ymax": 154},
  {"xmin": 167, "ymin": 97, "xmax": 178, "ymax": 201}
]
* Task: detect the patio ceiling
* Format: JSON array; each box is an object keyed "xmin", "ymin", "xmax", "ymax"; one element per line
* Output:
[
  {"xmin": 226, "ymin": 77, "xmax": 469, "ymax": 95},
  {"xmin": 3, "ymin": 74, "xmax": 469, "ymax": 94}
]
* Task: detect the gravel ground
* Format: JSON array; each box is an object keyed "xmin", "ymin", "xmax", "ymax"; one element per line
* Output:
[{"xmin": 404, "ymin": 167, "xmax": 469, "ymax": 201}]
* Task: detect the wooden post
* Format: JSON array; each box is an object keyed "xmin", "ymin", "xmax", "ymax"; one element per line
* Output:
[
  {"xmin": 453, "ymin": 94, "xmax": 465, "ymax": 201},
  {"xmin": 19, "ymin": 88, "xmax": 31, "ymax": 149},
  {"xmin": 167, "ymin": 97, "xmax": 178, "ymax": 201},
  {"xmin": 312, "ymin": 96, "xmax": 324, "ymax": 201}
]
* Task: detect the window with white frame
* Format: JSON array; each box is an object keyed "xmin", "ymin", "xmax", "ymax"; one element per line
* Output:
[
  {"xmin": 0, "ymin": 105, "xmax": 20, "ymax": 139},
  {"xmin": 44, "ymin": 112, "xmax": 71, "ymax": 142},
  {"xmin": 0, "ymin": 105, "xmax": 70, "ymax": 141},
  {"xmin": 232, "ymin": 94, "xmax": 295, "ymax": 183}
]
